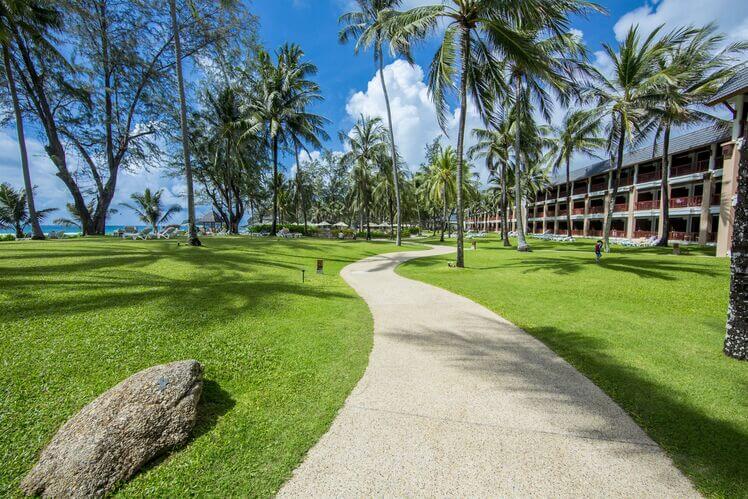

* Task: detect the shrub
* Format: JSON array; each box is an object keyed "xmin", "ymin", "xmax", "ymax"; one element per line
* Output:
[
  {"xmin": 248, "ymin": 224, "xmax": 318, "ymax": 236},
  {"xmin": 0, "ymin": 234, "xmax": 16, "ymax": 242}
]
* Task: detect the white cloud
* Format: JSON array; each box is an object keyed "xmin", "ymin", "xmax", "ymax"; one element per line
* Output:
[
  {"xmin": 614, "ymin": 0, "xmax": 748, "ymax": 43},
  {"xmin": 344, "ymin": 59, "xmax": 483, "ymax": 174}
]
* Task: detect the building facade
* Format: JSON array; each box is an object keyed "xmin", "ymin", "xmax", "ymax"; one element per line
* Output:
[{"xmin": 467, "ymin": 73, "xmax": 748, "ymax": 257}]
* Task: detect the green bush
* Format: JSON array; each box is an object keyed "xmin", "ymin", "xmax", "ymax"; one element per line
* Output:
[
  {"xmin": 247, "ymin": 224, "xmax": 317, "ymax": 236},
  {"xmin": 0, "ymin": 234, "xmax": 16, "ymax": 242}
]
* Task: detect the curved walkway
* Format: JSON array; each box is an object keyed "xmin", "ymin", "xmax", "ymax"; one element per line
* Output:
[{"xmin": 279, "ymin": 245, "xmax": 698, "ymax": 497}]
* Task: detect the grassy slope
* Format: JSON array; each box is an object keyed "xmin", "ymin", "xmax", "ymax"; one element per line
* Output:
[
  {"xmin": 0, "ymin": 237, "xmax": 411, "ymax": 497},
  {"xmin": 399, "ymin": 236, "xmax": 747, "ymax": 498}
]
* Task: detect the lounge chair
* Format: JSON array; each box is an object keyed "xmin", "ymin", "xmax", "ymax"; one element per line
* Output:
[
  {"xmin": 121, "ymin": 226, "xmax": 138, "ymax": 239},
  {"xmin": 156, "ymin": 227, "xmax": 177, "ymax": 239},
  {"xmin": 131, "ymin": 227, "xmax": 152, "ymax": 240}
]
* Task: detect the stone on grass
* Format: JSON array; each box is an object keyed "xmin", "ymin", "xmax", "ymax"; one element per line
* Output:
[{"xmin": 20, "ymin": 360, "xmax": 203, "ymax": 498}]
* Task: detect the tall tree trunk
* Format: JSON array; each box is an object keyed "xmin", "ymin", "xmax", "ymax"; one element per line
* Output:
[
  {"xmin": 440, "ymin": 184, "xmax": 447, "ymax": 242},
  {"xmin": 656, "ymin": 126, "xmax": 671, "ymax": 246},
  {"xmin": 169, "ymin": 0, "xmax": 200, "ymax": 246},
  {"xmin": 501, "ymin": 160, "xmax": 510, "ymax": 246},
  {"xmin": 603, "ymin": 116, "xmax": 626, "ymax": 251},
  {"xmin": 271, "ymin": 136, "xmax": 279, "ymax": 235},
  {"xmin": 365, "ymin": 200, "xmax": 371, "ymax": 240},
  {"xmin": 454, "ymin": 27, "xmax": 470, "ymax": 266},
  {"xmin": 566, "ymin": 157, "xmax": 572, "ymax": 238},
  {"xmin": 514, "ymin": 76, "xmax": 528, "ymax": 251},
  {"xmin": 3, "ymin": 43, "xmax": 44, "ymax": 240},
  {"xmin": 294, "ymin": 143, "xmax": 308, "ymax": 233},
  {"xmin": 377, "ymin": 46, "xmax": 402, "ymax": 246},
  {"xmin": 724, "ymin": 131, "xmax": 748, "ymax": 360}
]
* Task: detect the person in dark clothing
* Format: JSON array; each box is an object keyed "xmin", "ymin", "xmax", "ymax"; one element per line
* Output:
[{"xmin": 594, "ymin": 240, "xmax": 603, "ymax": 263}]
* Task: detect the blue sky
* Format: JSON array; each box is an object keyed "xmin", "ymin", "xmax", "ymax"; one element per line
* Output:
[{"xmin": 1, "ymin": 0, "xmax": 747, "ymax": 225}]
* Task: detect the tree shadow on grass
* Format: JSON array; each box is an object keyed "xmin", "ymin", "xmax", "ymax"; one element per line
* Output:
[{"xmin": 382, "ymin": 317, "xmax": 747, "ymax": 496}]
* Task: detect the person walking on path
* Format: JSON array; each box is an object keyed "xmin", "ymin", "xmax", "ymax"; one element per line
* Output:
[{"xmin": 595, "ymin": 240, "xmax": 603, "ymax": 263}]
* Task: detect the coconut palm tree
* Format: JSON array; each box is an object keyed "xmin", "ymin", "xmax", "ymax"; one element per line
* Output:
[
  {"xmin": 648, "ymin": 25, "xmax": 747, "ymax": 246},
  {"xmin": 547, "ymin": 109, "xmax": 605, "ymax": 237},
  {"xmin": 339, "ymin": 0, "xmax": 408, "ymax": 246},
  {"xmin": 120, "ymin": 188, "xmax": 182, "ymax": 233},
  {"xmin": 1, "ymin": 0, "xmax": 62, "ymax": 240},
  {"xmin": 341, "ymin": 115, "xmax": 388, "ymax": 240},
  {"xmin": 0, "ymin": 183, "xmax": 55, "ymax": 238},
  {"xmin": 587, "ymin": 25, "xmax": 682, "ymax": 250},
  {"xmin": 425, "ymin": 145, "xmax": 458, "ymax": 241},
  {"xmin": 725, "ymin": 126, "xmax": 748, "ymax": 360},
  {"xmin": 245, "ymin": 44, "xmax": 328, "ymax": 235},
  {"xmin": 469, "ymin": 117, "xmax": 514, "ymax": 246}
]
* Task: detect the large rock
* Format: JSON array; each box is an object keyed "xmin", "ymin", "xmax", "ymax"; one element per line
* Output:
[{"xmin": 21, "ymin": 360, "xmax": 203, "ymax": 497}]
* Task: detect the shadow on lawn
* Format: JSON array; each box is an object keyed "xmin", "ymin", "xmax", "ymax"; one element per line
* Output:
[{"xmin": 383, "ymin": 318, "xmax": 747, "ymax": 496}]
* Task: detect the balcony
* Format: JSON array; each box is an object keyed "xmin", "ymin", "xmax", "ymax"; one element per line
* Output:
[
  {"xmin": 572, "ymin": 208, "xmax": 586, "ymax": 215},
  {"xmin": 572, "ymin": 229, "xmax": 584, "ymax": 236},
  {"xmin": 590, "ymin": 183, "xmax": 607, "ymax": 192},
  {"xmin": 636, "ymin": 200, "xmax": 658, "ymax": 211},
  {"xmin": 588, "ymin": 206, "xmax": 605, "ymax": 214},
  {"xmin": 613, "ymin": 203, "xmax": 628, "ymax": 212},
  {"xmin": 712, "ymin": 194, "xmax": 722, "ymax": 205},
  {"xmin": 670, "ymin": 159, "xmax": 709, "ymax": 178},
  {"xmin": 610, "ymin": 229, "xmax": 627, "ymax": 238},
  {"xmin": 619, "ymin": 176, "xmax": 634, "ymax": 187},
  {"xmin": 588, "ymin": 229, "xmax": 603, "ymax": 237},
  {"xmin": 634, "ymin": 230, "xmax": 656, "ymax": 238},
  {"xmin": 669, "ymin": 196, "xmax": 702, "ymax": 209},
  {"xmin": 573, "ymin": 186, "xmax": 588, "ymax": 195},
  {"xmin": 637, "ymin": 170, "xmax": 662, "ymax": 183},
  {"xmin": 558, "ymin": 210, "xmax": 568, "ymax": 216}
]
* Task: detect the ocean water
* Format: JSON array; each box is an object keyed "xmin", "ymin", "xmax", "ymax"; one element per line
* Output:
[{"xmin": 0, "ymin": 225, "xmax": 147, "ymax": 236}]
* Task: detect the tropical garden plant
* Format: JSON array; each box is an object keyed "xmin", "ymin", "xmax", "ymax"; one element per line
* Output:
[{"xmin": 120, "ymin": 188, "xmax": 182, "ymax": 233}]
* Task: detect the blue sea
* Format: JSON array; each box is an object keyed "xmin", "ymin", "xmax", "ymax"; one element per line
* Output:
[{"xmin": 0, "ymin": 224, "xmax": 147, "ymax": 236}]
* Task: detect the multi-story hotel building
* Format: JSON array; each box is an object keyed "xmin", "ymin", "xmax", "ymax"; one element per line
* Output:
[{"xmin": 466, "ymin": 72, "xmax": 747, "ymax": 257}]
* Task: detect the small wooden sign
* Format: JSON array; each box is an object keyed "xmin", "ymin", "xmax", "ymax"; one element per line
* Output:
[{"xmin": 316, "ymin": 259, "xmax": 324, "ymax": 274}]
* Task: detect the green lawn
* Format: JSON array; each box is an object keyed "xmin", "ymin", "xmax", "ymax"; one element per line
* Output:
[
  {"xmin": 398, "ymin": 235, "xmax": 747, "ymax": 498},
  {"xmin": 0, "ymin": 236, "xmax": 412, "ymax": 497}
]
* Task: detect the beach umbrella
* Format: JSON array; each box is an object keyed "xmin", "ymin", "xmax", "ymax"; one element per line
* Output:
[
  {"xmin": 333, "ymin": 222, "xmax": 348, "ymax": 228},
  {"xmin": 317, "ymin": 221, "xmax": 331, "ymax": 227}
]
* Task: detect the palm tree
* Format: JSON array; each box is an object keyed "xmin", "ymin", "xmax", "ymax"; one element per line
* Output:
[
  {"xmin": 547, "ymin": 109, "xmax": 605, "ymax": 237},
  {"xmin": 724, "ymin": 127, "xmax": 748, "ymax": 360},
  {"xmin": 245, "ymin": 44, "xmax": 328, "ymax": 235},
  {"xmin": 54, "ymin": 202, "xmax": 117, "ymax": 229},
  {"xmin": 120, "ymin": 188, "xmax": 182, "ymax": 233},
  {"xmin": 648, "ymin": 25, "xmax": 747, "ymax": 246},
  {"xmin": 0, "ymin": 183, "xmax": 55, "ymax": 238},
  {"xmin": 1, "ymin": 0, "xmax": 62, "ymax": 240},
  {"xmin": 425, "ymin": 145, "xmax": 457, "ymax": 241},
  {"xmin": 168, "ymin": 0, "xmax": 200, "ymax": 246},
  {"xmin": 339, "ymin": 0, "xmax": 408, "ymax": 246},
  {"xmin": 341, "ymin": 115, "xmax": 388, "ymax": 240},
  {"xmin": 588, "ymin": 25, "xmax": 680, "ymax": 250},
  {"xmin": 469, "ymin": 118, "xmax": 514, "ymax": 246}
]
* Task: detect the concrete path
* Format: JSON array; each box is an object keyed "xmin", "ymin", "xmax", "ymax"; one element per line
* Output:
[{"xmin": 279, "ymin": 245, "xmax": 698, "ymax": 497}]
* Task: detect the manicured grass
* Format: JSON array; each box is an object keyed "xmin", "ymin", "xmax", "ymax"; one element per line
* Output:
[
  {"xmin": 0, "ymin": 236, "xmax": 413, "ymax": 497},
  {"xmin": 399, "ymin": 235, "xmax": 747, "ymax": 498}
]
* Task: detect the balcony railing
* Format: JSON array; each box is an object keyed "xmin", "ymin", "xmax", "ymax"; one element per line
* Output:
[
  {"xmin": 572, "ymin": 229, "xmax": 584, "ymax": 236},
  {"xmin": 590, "ymin": 183, "xmax": 607, "ymax": 192},
  {"xmin": 610, "ymin": 230, "xmax": 627, "ymax": 238},
  {"xmin": 669, "ymin": 196, "xmax": 702, "ymax": 208},
  {"xmin": 633, "ymin": 230, "xmax": 656, "ymax": 238},
  {"xmin": 588, "ymin": 206, "xmax": 605, "ymax": 214},
  {"xmin": 619, "ymin": 176, "xmax": 634, "ymax": 186},
  {"xmin": 613, "ymin": 203, "xmax": 628, "ymax": 212},
  {"xmin": 535, "ymin": 212, "xmax": 544, "ymax": 218},
  {"xmin": 635, "ymin": 200, "xmax": 658, "ymax": 210},
  {"xmin": 637, "ymin": 170, "xmax": 662, "ymax": 183},
  {"xmin": 572, "ymin": 208, "xmax": 585, "ymax": 215},
  {"xmin": 671, "ymin": 160, "xmax": 709, "ymax": 178},
  {"xmin": 588, "ymin": 229, "xmax": 603, "ymax": 237},
  {"xmin": 573, "ymin": 186, "xmax": 588, "ymax": 195},
  {"xmin": 668, "ymin": 231, "xmax": 699, "ymax": 242}
]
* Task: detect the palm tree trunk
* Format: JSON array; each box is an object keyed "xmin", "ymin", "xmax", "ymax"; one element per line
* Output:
[
  {"xmin": 514, "ymin": 76, "xmax": 528, "ymax": 251},
  {"xmin": 169, "ymin": 0, "xmax": 200, "ymax": 246},
  {"xmin": 500, "ymin": 160, "xmax": 510, "ymax": 246},
  {"xmin": 294, "ymin": 143, "xmax": 308, "ymax": 233},
  {"xmin": 365, "ymin": 200, "xmax": 371, "ymax": 240},
  {"xmin": 377, "ymin": 46, "xmax": 402, "ymax": 246},
  {"xmin": 271, "ymin": 135, "xmax": 279, "ymax": 235},
  {"xmin": 657, "ymin": 126, "xmax": 671, "ymax": 246},
  {"xmin": 724, "ymin": 130, "xmax": 748, "ymax": 360},
  {"xmin": 441, "ymin": 185, "xmax": 447, "ymax": 242},
  {"xmin": 603, "ymin": 117, "xmax": 626, "ymax": 251},
  {"xmin": 454, "ymin": 27, "xmax": 470, "ymax": 266},
  {"xmin": 566, "ymin": 157, "xmax": 572, "ymax": 238},
  {"xmin": 3, "ymin": 43, "xmax": 44, "ymax": 240}
]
